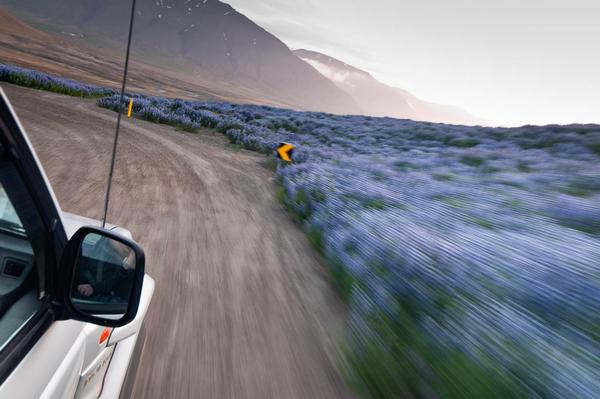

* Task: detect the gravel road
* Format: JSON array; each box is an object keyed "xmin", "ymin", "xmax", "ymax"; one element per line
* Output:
[{"xmin": 3, "ymin": 84, "xmax": 353, "ymax": 399}]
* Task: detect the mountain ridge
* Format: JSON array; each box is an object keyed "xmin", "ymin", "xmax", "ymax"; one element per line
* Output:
[
  {"xmin": 1, "ymin": 0, "xmax": 362, "ymax": 115},
  {"xmin": 294, "ymin": 49, "xmax": 479, "ymax": 125},
  {"xmin": 1, "ymin": 1, "xmax": 477, "ymax": 124}
]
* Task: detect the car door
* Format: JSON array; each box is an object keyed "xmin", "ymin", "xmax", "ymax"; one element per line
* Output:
[{"xmin": 0, "ymin": 87, "xmax": 92, "ymax": 398}]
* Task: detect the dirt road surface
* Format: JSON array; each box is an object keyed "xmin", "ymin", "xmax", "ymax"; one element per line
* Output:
[{"xmin": 3, "ymin": 84, "xmax": 353, "ymax": 398}]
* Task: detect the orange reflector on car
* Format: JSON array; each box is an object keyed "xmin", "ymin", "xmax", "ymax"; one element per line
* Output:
[{"xmin": 99, "ymin": 328, "xmax": 111, "ymax": 345}]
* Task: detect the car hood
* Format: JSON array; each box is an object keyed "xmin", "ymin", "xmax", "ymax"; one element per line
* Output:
[{"xmin": 62, "ymin": 212, "xmax": 133, "ymax": 240}]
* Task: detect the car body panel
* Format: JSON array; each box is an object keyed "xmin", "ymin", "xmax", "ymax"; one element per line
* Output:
[
  {"xmin": 0, "ymin": 320, "xmax": 84, "ymax": 398},
  {"xmin": 100, "ymin": 332, "xmax": 138, "ymax": 398},
  {"xmin": 61, "ymin": 212, "xmax": 130, "ymax": 240},
  {"xmin": 78, "ymin": 324, "xmax": 110, "ymax": 377},
  {"xmin": 39, "ymin": 330, "xmax": 85, "ymax": 399},
  {"xmin": 74, "ymin": 345, "xmax": 114, "ymax": 399},
  {"xmin": 0, "ymin": 275, "xmax": 155, "ymax": 399}
]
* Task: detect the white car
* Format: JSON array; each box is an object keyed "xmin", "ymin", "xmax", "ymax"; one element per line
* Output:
[{"xmin": 0, "ymin": 88, "xmax": 154, "ymax": 398}]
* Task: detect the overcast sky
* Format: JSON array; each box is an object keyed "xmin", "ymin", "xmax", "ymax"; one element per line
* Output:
[{"xmin": 226, "ymin": 0, "xmax": 599, "ymax": 126}]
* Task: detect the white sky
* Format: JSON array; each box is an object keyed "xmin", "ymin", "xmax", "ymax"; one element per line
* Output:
[{"xmin": 226, "ymin": 0, "xmax": 600, "ymax": 126}]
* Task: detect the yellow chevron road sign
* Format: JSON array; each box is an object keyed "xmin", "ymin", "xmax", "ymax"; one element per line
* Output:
[{"xmin": 277, "ymin": 143, "xmax": 294, "ymax": 162}]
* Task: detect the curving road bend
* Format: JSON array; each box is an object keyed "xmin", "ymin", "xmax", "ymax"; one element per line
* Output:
[{"xmin": 3, "ymin": 84, "xmax": 353, "ymax": 398}]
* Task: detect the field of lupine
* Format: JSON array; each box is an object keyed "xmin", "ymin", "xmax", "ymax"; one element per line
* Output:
[
  {"xmin": 98, "ymin": 93, "xmax": 600, "ymax": 398},
  {"xmin": 0, "ymin": 64, "xmax": 117, "ymax": 97},
  {"xmin": 3, "ymin": 65, "xmax": 600, "ymax": 398}
]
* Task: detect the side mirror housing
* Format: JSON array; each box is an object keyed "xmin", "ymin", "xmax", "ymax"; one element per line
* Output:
[{"xmin": 58, "ymin": 226, "xmax": 145, "ymax": 327}]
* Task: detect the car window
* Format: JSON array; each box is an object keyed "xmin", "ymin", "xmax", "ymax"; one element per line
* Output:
[
  {"xmin": 0, "ymin": 154, "xmax": 44, "ymax": 350},
  {"xmin": 0, "ymin": 188, "xmax": 25, "ymax": 236}
]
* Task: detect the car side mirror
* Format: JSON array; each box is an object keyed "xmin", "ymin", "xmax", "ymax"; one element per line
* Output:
[{"xmin": 59, "ymin": 226, "xmax": 145, "ymax": 327}]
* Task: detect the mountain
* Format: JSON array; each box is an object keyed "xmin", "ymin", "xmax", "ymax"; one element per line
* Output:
[
  {"xmin": 0, "ymin": 0, "xmax": 361, "ymax": 115},
  {"xmin": 0, "ymin": 9, "xmax": 50, "ymax": 40},
  {"xmin": 294, "ymin": 49, "xmax": 479, "ymax": 125},
  {"xmin": 1, "ymin": 1, "xmax": 477, "ymax": 124}
]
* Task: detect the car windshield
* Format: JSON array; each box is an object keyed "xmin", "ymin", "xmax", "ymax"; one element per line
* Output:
[{"xmin": 0, "ymin": 187, "xmax": 26, "ymax": 236}]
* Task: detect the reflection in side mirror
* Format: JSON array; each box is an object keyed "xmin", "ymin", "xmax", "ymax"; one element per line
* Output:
[
  {"xmin": 60, "ymin": 226, "xmax": 145, "ymax": 327},
  {"xmin": 71, "ymin": 233, "xmax": 136, "ymax": 320}
]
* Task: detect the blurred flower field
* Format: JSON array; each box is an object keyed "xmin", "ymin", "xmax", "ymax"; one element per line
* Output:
[
  {"xmin": 3, "ymin": 65, "xmax": 599, "ymax": 398},
  {"xmin": 98, "ymin": 93, "xmax": 600, "ymax": 398}
]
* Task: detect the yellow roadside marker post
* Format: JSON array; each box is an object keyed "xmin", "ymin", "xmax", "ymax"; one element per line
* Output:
[{"xmin": 127, "ymin": 98, "xmax": 133, "ymax": 118}]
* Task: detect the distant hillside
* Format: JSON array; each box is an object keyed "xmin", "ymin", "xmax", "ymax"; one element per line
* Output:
[
  {"xmin": 294, "ymin": 49, "xmax": 479, "ymax": 125},
  {"xmin": 1, "ymin": 0, "xmax": 361, "ymax": 115},
  {"xmin": 0, "ymin": 9, "xmax": 50, "ymax": 40},
  {"xmin": 1, "ymin": 1, "xmax": 479, "ymax": 123}
]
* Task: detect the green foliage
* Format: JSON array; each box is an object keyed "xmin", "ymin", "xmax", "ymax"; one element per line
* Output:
[
  {"xmin": 294, "ymin": 190, "xmax": 311, "ymax": 220},
  {"xmin": 341, "ymin": 302, "xmax": 530, "ymax": 399},
  {"xmin": 560, "ymin": 185, "xmax": 593, "ymax": 198},
  {"xmin": 363, "ymin": 198, "xmax": 386, "ymax": 210},
  {"xmin": 260, "ymin": 157, "xmax": 279, "ymax": 171},
  {"xmin": 270, "ymin": 119, "xmax": 299, "ymax": 132},
  {"xmin": 517, "ymin": 161, "xmax": 532, "ymax": 172},
  {"xmin": 449, "ymin": 138, "xmax": 480, "ymax": 148},
  {"xmin": 226, "ymin": 143, "xmax": 244, "ymax": 151},
  {"xmin": 307, "ymin": 227, "xmax": 325, "ymax": 254},
  {"xmin": 415, "ymin": 131, "xmax": 437, "ymax": 141},
  {"xmin": 276, "ymin": 185, "xmax": 288, "ymax": 206},
  {"xmin": 433, "ymin": 195, "xmax": 465, "ymax": 208},
  {"xmin": 216, "ymin": 120, "xmax": 244, "ymax": 133},
  {"xmin": 560, "ymin": 177, "xmax": 600, "ymax": 198},
  {"xmin": 434, "ymin": 352, "xmax": 529, "ymax": 399},
  {"xmin": 326, "ymin": 260, "xmax": 356, "ymax": 302},
  {"xmin": 372, "ymin": 171, "xmax": 387, "ymax": 181},
  {"xmin": 394, "ymin": 161, "xmax": 419, "ymax": 171},
  {"xmin": 471, "ymin": 217, "xmax": 495, "ymax": 230},
  {"xmin": 175, "ymin": 124, "xmax": 198, "ymax": 133},
  {"xmin": 588, "ymin": 142, "xmax": 600, "ymax": 155},
  {"xmin": 481, "ymin": 165, "xmax": 502, "ymax": 174},
  {"xmin": 311, "ymin": 188, "xmax": 327, "ymax": 203},
  {"xmin": 460, "ymin": 155, "xmax": 485, "ymax": 167},
  {"xmin": 432, "ymin": 173, "xmax": 455, "ymax": 181}
]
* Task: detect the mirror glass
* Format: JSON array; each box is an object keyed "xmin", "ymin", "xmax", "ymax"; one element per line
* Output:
[{"xmin": 70, "ymin": 232, "xmax": 136, "ymax": 320}]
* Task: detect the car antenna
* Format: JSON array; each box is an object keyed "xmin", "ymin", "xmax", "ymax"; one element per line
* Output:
[{"xmin": 102, "ymin": 0, "xmax": 137, "ymax": 228}]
